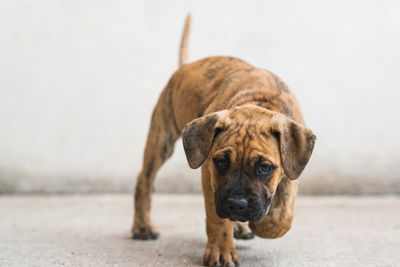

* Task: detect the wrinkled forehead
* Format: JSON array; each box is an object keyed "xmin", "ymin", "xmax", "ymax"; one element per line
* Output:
[
  {"xmin": 213, "ymin": 115, "xmax": 280, "ymax": 163},
  {"xmin": 220, "ymin": 105, "xmax": 276, "ymax": 138}
]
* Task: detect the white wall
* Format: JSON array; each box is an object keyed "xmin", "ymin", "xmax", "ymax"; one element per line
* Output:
[{"xmin": 1, "ymin": 0, "xmax": 399, "ymax": 194}]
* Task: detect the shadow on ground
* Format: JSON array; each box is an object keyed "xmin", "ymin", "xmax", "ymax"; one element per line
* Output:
[{"xmin": 1, "ymin": 194, "xmax": 399, "ymax": 266}]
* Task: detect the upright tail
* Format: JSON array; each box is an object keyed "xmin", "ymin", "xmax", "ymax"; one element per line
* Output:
[{"xmin": 179, "ymin": 14, "xmax": 191, "ymax": 67}]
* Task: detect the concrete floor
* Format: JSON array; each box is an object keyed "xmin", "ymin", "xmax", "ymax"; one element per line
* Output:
[{"xmin": 0, "ymin": 194, "xmax": 399, "ymax": 267}]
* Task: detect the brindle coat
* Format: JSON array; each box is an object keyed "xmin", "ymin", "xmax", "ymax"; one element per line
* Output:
[{"xmin": 132, "ymin": 15, "xmax": 316, "ymax": 267}]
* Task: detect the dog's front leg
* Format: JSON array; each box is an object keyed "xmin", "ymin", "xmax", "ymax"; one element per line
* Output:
[
  {"xmin": 201, "ymin": 164, "xmax": 239, "ymax": 267},
  {"xmin": 249, "ymin": 178, "xmax": 297, "ymax": 238}
]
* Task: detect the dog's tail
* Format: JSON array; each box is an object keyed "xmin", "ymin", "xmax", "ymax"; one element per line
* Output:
[{"xmin": 179, "ymin": 14, "xmax": 191, "ymax": 67}]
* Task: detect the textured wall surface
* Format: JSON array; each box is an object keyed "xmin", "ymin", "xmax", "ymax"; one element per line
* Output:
[{"xmin": 1, "ymin": 0, "xmax": 399, "ymax": 194}]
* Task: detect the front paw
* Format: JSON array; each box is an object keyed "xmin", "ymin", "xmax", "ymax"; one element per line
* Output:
[
  {"xmin": 203, "ymin": 240, "xmax": 239, "ymax": 267},
  {"xmin": 131, "ymin": 224, "xmax": 159, "ymax": 240}
]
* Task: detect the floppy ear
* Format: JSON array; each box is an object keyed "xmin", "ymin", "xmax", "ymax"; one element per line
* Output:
[
  {"xmin": 182, "ymin": 110, "xmax": 228, "ymax": 169},
  {"xmin": 271, "ymin": 114, "xmax": 316, "ymax": 180}
]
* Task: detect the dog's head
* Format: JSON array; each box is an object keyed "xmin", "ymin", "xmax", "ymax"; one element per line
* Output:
[{"xmin": 182, "ymin": 105, "xmax": 316, "ymax": 222}]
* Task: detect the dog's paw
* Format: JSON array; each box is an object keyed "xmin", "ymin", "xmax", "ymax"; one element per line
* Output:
[
  {"xmin": 131, "ymin": 225, "xmax": 159, "ymax": 240},
  {"xmin": 202, "ymin": 243, "xmax": 239, "ymax": 267},
  {"xmin": 233, "ymin": 222, "xmax": 255, "ymax": 240}
]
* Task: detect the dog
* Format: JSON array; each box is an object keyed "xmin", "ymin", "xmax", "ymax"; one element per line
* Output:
[{"xmin": 131, "ymin": 15, "xmax": 316, "ymax": 267}]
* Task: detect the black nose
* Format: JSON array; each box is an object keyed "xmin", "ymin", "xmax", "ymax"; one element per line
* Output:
[{"xmin": 227, "ymin": 197, "xmax": 248, "ymax": 212}]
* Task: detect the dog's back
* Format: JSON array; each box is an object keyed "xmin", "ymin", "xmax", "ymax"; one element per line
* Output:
[{"xmin": 169, "ymin": 15, "xmax": 304, "ymax": 131}]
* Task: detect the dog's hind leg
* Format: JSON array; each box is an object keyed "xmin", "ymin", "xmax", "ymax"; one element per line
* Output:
[
  {"xmin": 233, "ymin": 222, "xmax": 254, "ymax": 240},
  {"xmin": 131, "ymin": 87, "xmax": 180, "ymax": 240}
]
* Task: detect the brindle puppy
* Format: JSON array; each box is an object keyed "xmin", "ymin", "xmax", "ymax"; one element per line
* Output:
[{"xmin": 132, "ymin": 15, "xmax": 316, "ymax": 267}]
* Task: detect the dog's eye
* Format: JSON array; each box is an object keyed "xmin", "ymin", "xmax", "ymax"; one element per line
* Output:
[
  {"xmin": 256, "ymin": 162, "xmax": 275, "ymax": 178},
  {"xmin": 213, "ymin": 157, "xmax": 229, "ymax": 172}
]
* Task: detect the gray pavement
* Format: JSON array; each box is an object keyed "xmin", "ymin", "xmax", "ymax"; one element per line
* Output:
[{"xmin": 0, "ymin": 194, "xmax": 399, "ymax": 267}]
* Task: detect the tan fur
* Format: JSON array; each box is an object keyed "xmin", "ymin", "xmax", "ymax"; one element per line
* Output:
[
  {"xmin": 179, "ymin": 14, "xmax": 191, "ymax": 67},
  {"xmin": 132, "ymin": 15, "xmax": 316, "ymax": 266}
]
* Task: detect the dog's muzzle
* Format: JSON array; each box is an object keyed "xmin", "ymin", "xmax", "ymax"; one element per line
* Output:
[{"xmin": 215, "ymin": 194, "xmax": 271, "ymax": 222}]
